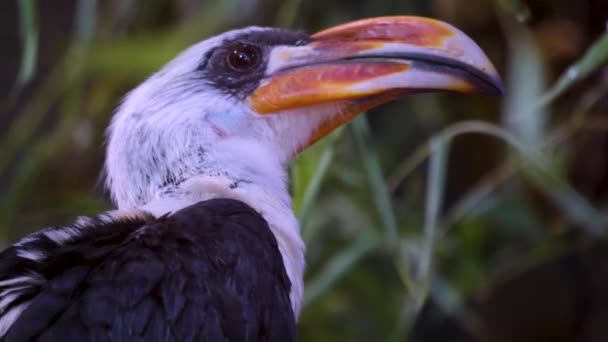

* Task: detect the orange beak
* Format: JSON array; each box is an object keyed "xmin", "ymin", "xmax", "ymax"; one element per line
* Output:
[{"xmin": 247, "ymin": 16, "xmax": 502, "ymax": 147}]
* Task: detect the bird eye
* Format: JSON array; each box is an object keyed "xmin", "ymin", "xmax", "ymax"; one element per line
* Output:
[{"xmin": 227, "ymin": 45, "xmax": 261, "ymax": 71}]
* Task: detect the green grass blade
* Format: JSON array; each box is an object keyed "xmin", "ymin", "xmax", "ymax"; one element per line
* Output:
[
  {"xmin": 351, "ymin": 115, "xmax": 399, "ymax": 243},
  {"xmin": 435, "ymin": 121, "xmax": 608, "ymax": 234},
  {"xmin": 296, "ymin": 129, "xmax": 344, "ymax": 237},
  {"xmin": 15, "ymin": 0, "xmax": 38, "ymax": 89},
  {"xmin": 501, "ymin": 16, "xmax": 547, "ymax": 146},
  {"xmin": 351, "ymin": 116, "xmax": 417, "ymax": 295},
  {"xmin": 73, "ymin": 0, "xmax": 97, "ymax": 41},
  {"xmin": 303, "ymin": 229, "xmax": 380, "ymax": 307},
  {"xmin": 416, "ymin": 136, "xmax": 450, "ymax": 305},
  {"xmin": 538, "ymin": 32, "xmax": 608, "ymax": 108}
]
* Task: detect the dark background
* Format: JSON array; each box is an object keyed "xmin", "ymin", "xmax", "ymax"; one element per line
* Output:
[{"xmin": 1, "ymin": 0, "xmax": 608, "ymax": 341}]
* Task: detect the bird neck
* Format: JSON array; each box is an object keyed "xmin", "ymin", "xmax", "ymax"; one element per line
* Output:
[{"xmin": 138, "ymin": 174, "xmax": 305, "ymax": 318}]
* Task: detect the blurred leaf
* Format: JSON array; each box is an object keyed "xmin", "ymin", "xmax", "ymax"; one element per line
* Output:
[
  {"xmin": 0, "ymin": 64, "xmax": 67, "ymax": 179},
  {"xmin": 519, "ymin": 158, "xmax": 608, "ymax": 234},
  {"xmin": 442, "ymin": 165, "xmax": 513, "ymax": 228},
  {"xmin": 387, "ymin": 142, "xmax": 430, "ymax": 193},
  {"xmin": 416, "ymin": 135, "xmax": 450, "ymax": 306},
  {"xmin": 538, "ymin": 31, "xmax": 608, "ymax": 108},
  {"xmin": 0, "ymin": 1, "xmax": 100, "ymax": 234},
  {"xmin": 304, "ymin": 229, "xmax": 380, "ymax": 307},
  {"xmin": 442, "ymin": 70, "xmax": 608, "ymax": 230},
  {"xmin": 275, "ymin": 0, "xmax": 305, "ymax": 27},
  {"xmin": 295, "ymin": 128, "xmax": 343, "ymax": 237},
  {"xmin": 434, "ymin": 121, "xmax": 608, "ymax": 234},
  {"xmin": 73, "ymin": 0, "xmax": 97, "ymax": 41},
  {"xmin": 496, "ymin": 0, "xmax": 531, "ymax": 23},
  {"xmin": 86, "ymin": 0, "xmax": 244, "ymax": 78},
  {"xmin": 573, "ymin": 76, "xmax": 608, "ymax": 115},
  {"xmin": 14, "ymin": 0, "xmax": 38, "ymax": 90},
  {"xmin": 351, "ymin": 116, "xmax": 399, "ymax": 243},
  {"xmin": 502, "ymin": 17, "xmax": 547, "ymax": 146},
  {"xmin": 0, "ymin": 119, "xmax": 73, "ymax": 233},
  {"xmin": 87, "ymin": 36, "xmax": 185, "ymax": 77},
  {"xmin": 350, "ymin": 116, "xmax": 419, "ymax": 298}
]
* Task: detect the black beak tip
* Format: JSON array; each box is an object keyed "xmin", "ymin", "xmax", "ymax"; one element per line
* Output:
[
  {"xmin": 490, "ymin": 75, "xmax": 505, "ymax": 96},
  {"xmin": 473, "ymin": 72, "xmax": 504, "ymax": 96}
]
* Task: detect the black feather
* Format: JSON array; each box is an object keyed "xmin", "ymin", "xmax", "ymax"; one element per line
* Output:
[{"xmin": 1, "ymin": 199, "xmax": 296, "ymax": 342}]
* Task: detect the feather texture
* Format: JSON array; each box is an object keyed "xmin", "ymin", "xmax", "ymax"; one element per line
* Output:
[{"xmin": 0, "ymin": 199, "xmax": 295, "ymax": 342}]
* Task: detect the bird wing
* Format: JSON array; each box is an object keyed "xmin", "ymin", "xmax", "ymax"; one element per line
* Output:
[{"xmin": 0, "ymin": 199, "xmax": 295, "ymax": 342}]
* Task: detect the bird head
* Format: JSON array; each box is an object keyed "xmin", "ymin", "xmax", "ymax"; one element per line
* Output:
[
  {"xmin": 104, "ymin": 16, "xmax": 501, "ymax": 316},
  {"xmin": 106, "ymin": 16, "xmax": 501, "ymax": 211}
]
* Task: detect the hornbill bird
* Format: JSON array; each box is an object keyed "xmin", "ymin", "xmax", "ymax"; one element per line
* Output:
[{"xmin": 0, "ymin": 16, "xmax": 501, "ymax": 341}]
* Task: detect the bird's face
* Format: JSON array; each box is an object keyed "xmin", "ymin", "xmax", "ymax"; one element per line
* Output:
[{"xmin": 106, "ymin": 16, "xmax": 501, "ymax": 209}]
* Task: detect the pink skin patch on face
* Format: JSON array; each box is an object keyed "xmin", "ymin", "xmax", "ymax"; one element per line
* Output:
[{"xmin": 205, "ymin": 117, "xmax": 228, "ymax": 138}]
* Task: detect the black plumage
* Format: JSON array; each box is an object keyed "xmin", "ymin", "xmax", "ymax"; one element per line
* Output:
[{"xmin": 0, "ymin": 199, "xmax": 295, "ymax": 342}]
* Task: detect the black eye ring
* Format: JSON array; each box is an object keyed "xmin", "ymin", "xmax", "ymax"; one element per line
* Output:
[{"xmin": 227, "ymin": 44, "xmax": 261, "ymax": 71}]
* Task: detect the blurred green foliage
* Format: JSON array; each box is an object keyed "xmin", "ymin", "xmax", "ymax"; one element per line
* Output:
[{"xmin": 2, "ymin": 0, "xmax": 608, "ymax": 341}]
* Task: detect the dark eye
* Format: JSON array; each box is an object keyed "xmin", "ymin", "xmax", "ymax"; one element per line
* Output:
[{"xmin": 227, "ymin": 45, "xmax": 261, "ymax": 71}]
